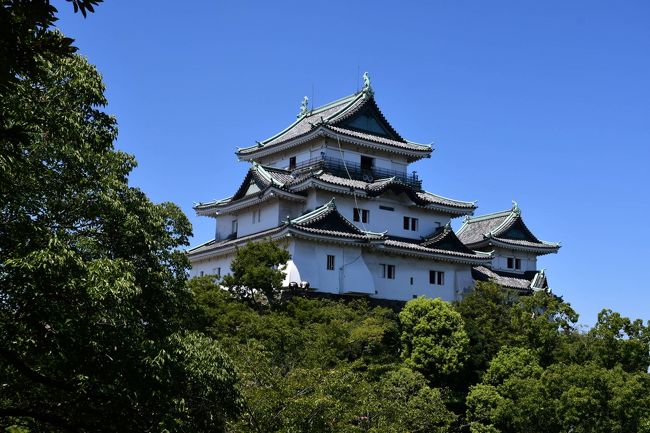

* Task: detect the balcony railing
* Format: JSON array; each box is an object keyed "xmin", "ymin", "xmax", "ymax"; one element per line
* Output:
[{"xmin": 290, "ymin": 156, "xmax": 422, "ymax": 190}]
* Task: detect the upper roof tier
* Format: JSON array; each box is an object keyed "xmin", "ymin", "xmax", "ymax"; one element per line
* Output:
[
  {"xmin": 236, "ymin": 77, "xmax": 433, "ymax": 162},
  {"xmin": 457, "ymin": 201, "xmax": 560, "ymax": 255}
]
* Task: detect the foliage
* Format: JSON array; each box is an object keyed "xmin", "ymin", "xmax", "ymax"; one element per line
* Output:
[
  {"xmin": 467, "ymin": 346, "xmax": 650, "ymax": 433},
  {"xmin": 399, "ymin": 297, "xmax": 469, "ymax": 382},
  {"xmin": 221, "ymin": 239, "xmax": 291, "ymax": 309},
  {"xmin": 0, "ymin": 0, "xmax": 101, "ymax": 88},
  {"xmin": 0, "ymin": 47, "xmax": 241, "ymax": 432}
]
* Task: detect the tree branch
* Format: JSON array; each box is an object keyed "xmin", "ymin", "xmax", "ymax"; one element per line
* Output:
[
  {"xmin": 0, "ymin": 407, "xmax": 79, "ymax": 432},
  {"xmin": 0, "ymin": 346, "xmax": 74, "ymax": 391}
]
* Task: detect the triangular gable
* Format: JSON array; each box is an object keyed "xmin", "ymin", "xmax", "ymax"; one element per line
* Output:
[
  {"xmin": 497, "ymin": 217, "xmax": 541, "ymax": 243},
  {"xmin": 231, "ymin": 170, "xmax": 266, "ymax": 201},
  {"xmin": 422, "ymin": 227, "xmax": 476, "ymax": 254},
  {"xmin": 335, "ymin": 98, "xmax": 404, "ymax": 142},
  {"xmin": 297, "ymin": 209, "xmax": 364, "ymax": 234}
]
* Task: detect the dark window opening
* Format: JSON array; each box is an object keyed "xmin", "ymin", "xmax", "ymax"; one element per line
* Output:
[
  {"xmin": 289, "ymin": 156, "xmax": 296, "ymax": 169},
  {"xmin": 404, "ymin": 216, "xmax": 418, "ymax": 231},
  {"xmin": 353, "ymin": 208, "xmax": 369, "ymax": 223},
  {"xmin": 515, "ymin": 258, "xmax": 521, "ymax": 270},
  {"xmin": 379, "ymin": 205, "xmax": 394, "ymax": 211},
  {"xmin": 429, "ymin": 270, "xmax": 445, "ymax": 285},
  {"xmin": 381, "ymin": 264, "xmax": 395, "ymax": 279},
  {"xmin": 326, "ymin": 255, "xmax": 335, "ymax": 271},
  {"xmin": 361, "ymin": 156, "xmax": 374, "ymax": 171}
]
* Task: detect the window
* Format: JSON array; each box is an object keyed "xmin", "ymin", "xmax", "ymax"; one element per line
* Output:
[
  {"xmin": 379, "ymin": 205, "xmax": 394, "ymax": 211},
  {"xmin": 360, "ymin": 155, "xmax": 374, "ymax": 170},
  {"xmin": 403, "ymin": 216, "xmax": 418, "ymax": 231},
  {"xmin": 252, "ymin": 209, "xmax": 261, "ymax": 223},
  {"xmin": 429, "ymin": 270, "xmax": 445, "ymax": 285},
  {"xmin": 326, "ymin": 255, "xmax": 335, "ymax": 271},
  {"xmin": 380, "ymin": 264, "xmax": 395, "ymax": 279},
  {"xmin": 200, "ymin": 271, "xmax": 204, "ymax": 277},
  {"xmin": 353, "ymin": 208, "xmax": 369, "ymax": 223},
  {"xmin": 289, "ymin": 156, "xmax": 296, "ymax": 169},
  {"xmin": 410, "ymin": 277, "xmax": 413, "ymax": 285},
  {"xmin": 212, "ymin": 267, "xmax": 221, "ymax": 277},
  {"xmin": 231, "ymin": 219, "xmax": 238, "ymax": 234},
  {"xmin": 507, "ymin": 257, "xmax": 522, "ymax": 270}
]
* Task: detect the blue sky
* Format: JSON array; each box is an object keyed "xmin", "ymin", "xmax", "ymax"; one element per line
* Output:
[{"xmin": 55, "ymin": 1, "xmax": 650, "ymax": 326}]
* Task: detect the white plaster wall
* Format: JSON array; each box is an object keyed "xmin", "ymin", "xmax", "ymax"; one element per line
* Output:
[
  {"xmin": 189, "ymin": 255, "xmax": 233, "ymax": 279},
  {"xmin": 278, "ymin": 200, "xmax": 305, "ymax": 223},
  {"xmin": 189, "ymin": 237, "xmax": 477, "ymax": 303},
  {"xmin": 216, "ymin": 200, "xmax": 281, "ymax": 239},
  {"xmin": 327, "ymin": 193, "xmax": 452, "ymax": 239},
  {"xmin": 290, "ymin": 239, "xmax": 374, "ymax": 294},
  {"xmin": 363, "ymin": 252, "xmax": 466, "ymax": 301},
  {"xmin": 258, "ymin": 138, "xmax": 410, "ymax": 174},
  {"xmin": 491, "ymin": 248, "xmax": 537, "ymax": 273}
]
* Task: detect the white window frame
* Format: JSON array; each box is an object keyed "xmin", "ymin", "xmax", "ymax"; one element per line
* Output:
[
  {"xmin": 326, "ymin": 255, "xmax": 335, "ymax": 271},
  {"xmin": 429, "ymin": 270, "xmax": 445, "ymax": 286},
  {"xmin": 380, "ymin": 264, "xmax": 396, "ymax": 279},
  {"xmin": 353, "ymin": 208, "xmax": 369, "ymax": 223},
  {"xmin": 403, "ymin": 216, "xmax": 419, "ymax": 232}
]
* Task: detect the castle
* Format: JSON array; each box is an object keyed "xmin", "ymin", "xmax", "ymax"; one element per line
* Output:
[{"xmin": 188, "ymin": 75, "xmax": 560, "ymax": 301}]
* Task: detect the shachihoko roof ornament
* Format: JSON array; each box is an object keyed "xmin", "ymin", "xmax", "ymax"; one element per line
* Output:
[
  {"xmin": 297, "ymin": 96, "xmax": 309, "ymax": 118},
  {"xmin": 362, "ymin": 71, "xmax": 374, "ymax": 98}
]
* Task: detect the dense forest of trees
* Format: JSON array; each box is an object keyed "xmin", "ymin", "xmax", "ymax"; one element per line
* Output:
[{"xmin": 1, "ymin": 1, "xmax": 649, "ymax": 432}]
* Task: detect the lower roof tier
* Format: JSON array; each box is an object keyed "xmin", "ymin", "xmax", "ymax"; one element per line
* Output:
[{"xmin": 472, "ymin": 266, "xmax": 549, "ymax": 294}]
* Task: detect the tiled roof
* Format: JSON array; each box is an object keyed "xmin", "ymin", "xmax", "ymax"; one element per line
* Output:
[
  {"xmin": 236, "ymin": 91, "xmax": 431, "ymax": 157},
  {"xmin": 421, "ymin": 224, "xmax": 477, "ymax": 255},
  {"xmin": 195, "ymin": 164, "xmax": 476, "ymax": 218},
  {"xmin": 291, "ymin": 171, "xmax": 475, "ymax": 213},
  {"xmin": 382, "ymin": 239, "xmax": 491, "ymax": 262},
  {"xmin": 188, "ymin": 225, "xmax": 286, "ymax": 256},
  {"xmin": 458, "ymin": 202, "xmax": 559, "ymax": 253},
  {"xmin": 472, "ymin": 266, "xmax": 549, "ymax": 292}
]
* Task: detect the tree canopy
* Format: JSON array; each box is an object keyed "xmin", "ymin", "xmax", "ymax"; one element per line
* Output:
[{"xmin": 0, "ymin": 14, "xmax": 242, "ymax": 432}]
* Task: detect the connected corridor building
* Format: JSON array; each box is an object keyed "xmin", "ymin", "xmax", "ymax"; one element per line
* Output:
[{"xmin": 188, "ymin": 75, "xmax": 560, "ymax": 301}]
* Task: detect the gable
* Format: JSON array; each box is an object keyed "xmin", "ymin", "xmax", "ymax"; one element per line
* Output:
[
  {"xmin": 338, "ymin": 103, "xmax": 402, "ymax": 140},
  {"xmin": 500, "ymin": 218, "xmax": 540, "ymax": 243}
]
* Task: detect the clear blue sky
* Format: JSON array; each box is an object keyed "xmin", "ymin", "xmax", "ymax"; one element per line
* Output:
[{"xmin": 55, "ymin": 1, "xmax": 650, "ymax": 326}]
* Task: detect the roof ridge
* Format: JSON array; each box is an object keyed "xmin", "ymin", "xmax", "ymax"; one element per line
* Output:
[
  {"xmin": 289, "ymin": 198, "xmax": 336, "ymax": 225},
  {"xmin": 421, "ymin": 190, "xmax": 477, "ymax": 206},
  {"xmin": 308, "ymin": 92, "xmax": 361, "ymax": 117}
]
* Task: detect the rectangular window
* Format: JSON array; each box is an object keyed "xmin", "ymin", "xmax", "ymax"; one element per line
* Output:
[
  {"xmin": 429, "ymin": 270, "xmax": 445, "ymax": 285},
  {"xmin": 507, "ymin": 257, "xmax": 514, "ymax": 269},
  {"xmin": 380, "ymin": 264, "xmax": 395, "ymax": 279},
  {"xmin": 361, "ymin": 155, "xmax": 374, "ymax": 170},
  {"xmin": 231, "ymin": 219, "xmax": 238, "ymax": 235},
  {"xmin": 353, "ymin": 208, "xmax": 369, "ymax": 223},
  {"xmin": 515, "ymin": 258, "xmax": 521, "ymax": 270},
  {"xmin": 404, "ymin": 216, "xmax": 419, "ymax": 231},
  {"xmin": 326, "ymin": 255, "xmax": 335, "ymax": 271},
  {"xmin": 379, "ymin": 205, "xmax": 394, "ymax": 211},
  {"xmin": 252, "ymin": 209, "xmax": 261, "ymax": 223},
  {"xmin": 289, "ymin": 156, "xmax": 296, "ymax": 169}
]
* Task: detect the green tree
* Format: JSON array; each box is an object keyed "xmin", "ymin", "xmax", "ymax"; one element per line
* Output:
[
  {"xmin": 399, "ymin": 297, "xmax": 469, "ymax": 383},
  {"xmin": 467, "ymin": 347, "xmax": 650, "ymax": 433},
  {"xmin": 221, "ymin": 239, "xmax": 291, "ymax": 309},
  {"xmin": 587, "ymin": 309, "xmax": 650, "ymax": 372},
  {"xmin": 0, "ymin": 51, "xmax": 241, "ymax": 431},
  {"xmin": 454, "ymin": 282, "xmax": 518, "ymax": 382}
]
